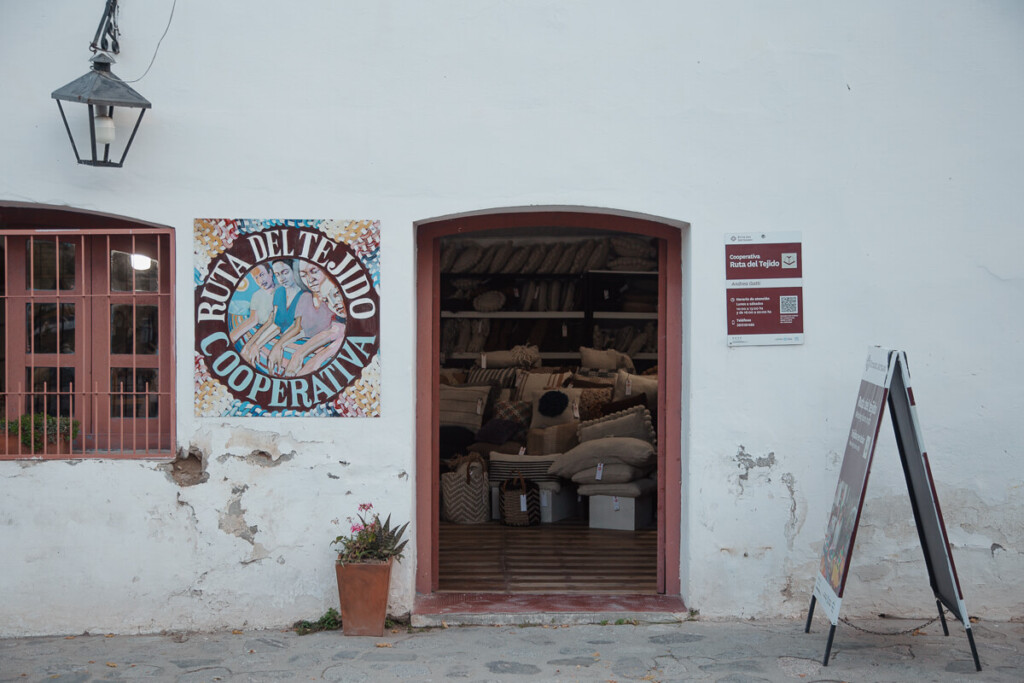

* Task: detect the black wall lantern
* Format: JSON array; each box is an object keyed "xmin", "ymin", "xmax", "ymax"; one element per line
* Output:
[{"xmin": 51, "ymin": 0, "xmax": 151, "ymax": 168}]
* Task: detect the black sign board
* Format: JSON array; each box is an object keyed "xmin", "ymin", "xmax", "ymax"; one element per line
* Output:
[{"xmin": 805, "ymin": 348, "xmax": 980, "ymax": 671}]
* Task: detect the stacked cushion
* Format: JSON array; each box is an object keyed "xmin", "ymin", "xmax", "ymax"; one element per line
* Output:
[
  {"xmin": 438, "ymin": 384, "xmax": 493, "ymax": 432},
  {"xmin": 577, "ymin": 405, "xmax": 655, "ymax": 445}
]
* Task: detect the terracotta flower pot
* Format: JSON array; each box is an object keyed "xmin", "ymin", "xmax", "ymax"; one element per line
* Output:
[{"xmin": 335, "ymin": 557, "xmax": 393, "ymax": 636}]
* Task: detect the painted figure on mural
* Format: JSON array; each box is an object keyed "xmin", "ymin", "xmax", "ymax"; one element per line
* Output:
[
  {"xmin": 241, "ymin": 259, "xmax": 311, "ymax": 368},
  {"xmin": 267, "ymin": 261, "xmax": 335, "ymax": 374},
  {"xmin": 226, "ymin": 258, "xmax": 352, "ymax": 378},
  {"xmin": 281, "ymin": 281, "xmax": 348, "ymax": 376},
  {"xmin": 229, "ymin": 264, "xmax": 276, "ymax": 344}
]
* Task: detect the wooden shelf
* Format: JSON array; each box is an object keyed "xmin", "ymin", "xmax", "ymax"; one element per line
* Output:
[
  {"xmin": 593, "ymin": 311, "xmax": 657, "ymax": 320},
  {"xmin": 441, "ymin": 311, "xmax": 585, "ymax": 319}
]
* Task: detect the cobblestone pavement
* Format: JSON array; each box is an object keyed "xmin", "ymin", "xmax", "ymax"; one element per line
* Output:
[{"xmin": 1, "ymin": 618, "xmax": 1020, "ymax": 682}]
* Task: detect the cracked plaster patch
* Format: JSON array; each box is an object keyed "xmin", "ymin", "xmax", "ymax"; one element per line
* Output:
[
  {"xmin": 733, "ymin": 446, "xmax": 775, "ymax": 495},
  {"xmin": 164, "ymin": 446, "xmax": 209, "ymax": 487},
  {"xmin": 218, "ymin": 485, "xmax": 258, "ymax": 544}
]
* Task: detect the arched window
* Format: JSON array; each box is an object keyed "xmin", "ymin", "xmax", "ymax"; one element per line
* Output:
[{"xmin": 1, "ymin": 203, "xmax": 175, "ymax": 458}]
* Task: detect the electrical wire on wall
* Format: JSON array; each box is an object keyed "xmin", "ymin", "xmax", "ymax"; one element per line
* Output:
[
  {"xmin": 125, "ymin": 0, "xmax": 177, "ymax": 83},
  {"xmin": 87, "ymin": 0, "xmax": 177, "ymax": 83}
]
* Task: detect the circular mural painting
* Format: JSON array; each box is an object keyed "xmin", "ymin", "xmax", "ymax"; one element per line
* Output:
[{"xmin": 194, "ymin": 220, "xmax": 380, "ymax": 417}]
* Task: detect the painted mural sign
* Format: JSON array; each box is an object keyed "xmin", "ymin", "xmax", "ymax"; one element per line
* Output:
[
  {"xmin": 725, "ymin": 231, "xmax": 803, "ymax": 346},
  {"xmin": 194, "ymin": 219, "xmax": 381, "ymax": 417}
]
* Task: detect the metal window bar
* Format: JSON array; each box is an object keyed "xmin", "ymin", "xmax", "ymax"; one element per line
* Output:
[
  {"xmin": 1, "ymin": 232, "xmax": 172, "ymax": 458},
  {"xmin": 0, "ymin": 380, "xmax": 168, "ymax": 458}
]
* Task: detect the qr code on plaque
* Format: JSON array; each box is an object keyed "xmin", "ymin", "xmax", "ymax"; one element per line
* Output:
[{"xmin": 779, "ymin": 295, "xmax": 799, "ymax": 315}]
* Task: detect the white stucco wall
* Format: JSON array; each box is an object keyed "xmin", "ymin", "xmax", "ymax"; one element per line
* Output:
[{"xmin": 1, "ymin": 1, "xmax": 1022, "ymax": 635}]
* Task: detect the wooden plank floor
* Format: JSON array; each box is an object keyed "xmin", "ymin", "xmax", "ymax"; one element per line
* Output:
[{"xmin": 438, "ymin": 519, "xmax": 657, "ymax": 594}]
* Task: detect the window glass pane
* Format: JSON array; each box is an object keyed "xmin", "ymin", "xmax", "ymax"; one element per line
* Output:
[
  {"xmin": 25, "ymin": 367, "xmax": 74, "ymax": 416},
  {"xmin": 110, "ymin": 250, "xmax": 159, "ymax": 292},
  {"xmin": 27, "ymin": 303, "xmax": 75, "ymax": 354},
  {"xmin": 110, "ymin": 304, "xmax": 158, "ymax": 355},
  {"xmin": 110, "ymin": 368, "xmax": 159, "ymax": 418},
  {"xmin": 27, "ymin": 239, "xmax": 76, "ymax": 291},
  {"xmin": 110, "ymin": 304, "xmax": 133, "ymax": 354}
]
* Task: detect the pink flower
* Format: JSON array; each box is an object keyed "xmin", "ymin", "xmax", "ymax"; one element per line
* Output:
[
  {"xmin": 350, "ymin": 524, "xmax": 364, "ymax": 533},
  {"xmin": 358, "ymin": 503, "xmax": 373, "ymax": 512}
]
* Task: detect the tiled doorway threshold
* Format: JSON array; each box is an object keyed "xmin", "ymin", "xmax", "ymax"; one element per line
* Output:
[{"xmin": 412, "ymin": 593, "xmax": 688, "ymax": 627}]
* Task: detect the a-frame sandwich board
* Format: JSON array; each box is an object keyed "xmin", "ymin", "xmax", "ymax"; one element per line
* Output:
[{"xmin": 804, "ymin": 347, "xmax": 980, "ymax": 671}]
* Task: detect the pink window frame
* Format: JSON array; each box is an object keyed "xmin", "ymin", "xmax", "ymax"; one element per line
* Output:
[{"xmin": 0, "ymin": 202, "xmax": 176, "ymax": 460}]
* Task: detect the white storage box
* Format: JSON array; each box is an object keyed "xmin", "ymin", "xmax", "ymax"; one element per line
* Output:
[{"xmin": 588, "ymin": 494, "xmax": 654, "ymax": 530}]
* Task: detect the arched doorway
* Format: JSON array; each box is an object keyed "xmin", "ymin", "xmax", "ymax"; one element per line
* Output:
[{"xmin": 414, "ymin": 207, "xmax": 686, "ymax": 609}]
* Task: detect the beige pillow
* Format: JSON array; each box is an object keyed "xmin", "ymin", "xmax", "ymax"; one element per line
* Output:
[
  {"xmin": 608, "ymin": 256, "xmax": 657, "ymax": 272},
  {"xmin": 571, "ymin": 464, "xmax": 647, "ymax": 484},
  {"xmin": 586, "ymin": 239, "xmax": 610, "ymax": 271},
  {"xmin": 571, "ymin": 240, "xmax": 596, "ymax": 273},
  {"xmin": 613, "ymin": 369, "xmax": 658, "ymax": 404},
  {"xmin": 489, "ymin": 453, "xmax": 560, "ymax": 483},
  {"xmin": 450, "ymin": 243, "xmax": 482, "ymax": 273},
  {"xmin": 486, "ymin": 241, "xmax": 513, "ymax": 272},
  {"xmin": 502, "ymin": 245, "xmax": 531, "ymax": 274},
  {"xmin": 554, "ymin": 243, "xmax": 577, "ymax": 273},
  {"xmin": 610, "ymin": 235, "xmax": 656, "ymax": 258},
  {"xmin": 538, "ymin": 243, "xmax": 564, "ymax": 273},
  {"xmin": 577, "ymin": 405, "xmax": 655, "ymax": 445},
  {"xmin": 548, "ymin": 437, "xmax": 656, "ymax": 477},
  {"xmin": 438, "ymin": 368, "xmax": 467, "ymax": 385},
  {"xmin": 580, "ymin": 346, "xmax": 634, "ymax": 371},
  {"xmin": 471, "ymin": 243, "xmax": 500, "ymax": 273},
  {"xmin": 440, "ymin": 243, "xmax": 459, "ymax": 273},
  {"xmin": 517, "ymin": 369, "xmax": 573, "ymax": 401},
  {"xmin": 438, "ymin": 384, "xmax": 493, "ymax": 432},
  {"xmin": 576, "ymin": 477, "xmax": 657, "ymax": 498},
  {"xmin": 526, "ymin": 423, "xmax": 579, "ymax": 455},
  {"xmin": 480, "ymin": 345, "xmax": 541, "ymax": 369},
  {"xmin": 521, "ymin": 244, "xmax": 545, "ymax": 274}
]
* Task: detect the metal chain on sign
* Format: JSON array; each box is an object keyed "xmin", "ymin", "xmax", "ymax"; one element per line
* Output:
[{"xmin": 839, "ymin": 612, "xmax": 944, "ymax": 636}]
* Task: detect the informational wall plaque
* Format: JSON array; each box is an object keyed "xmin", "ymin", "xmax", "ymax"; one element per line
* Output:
[
  {"xmin": 194, "ymin": 219, "xmax": 381, "ymax": 417},
  {"xmin": 725, "ymin": 231, "xmax": 803, "ymax": 346}
]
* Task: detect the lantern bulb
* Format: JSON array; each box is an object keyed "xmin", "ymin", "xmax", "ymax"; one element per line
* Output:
[{"xmin": 95, "ymin": 115, "xmax": 115, "ymax": 145}]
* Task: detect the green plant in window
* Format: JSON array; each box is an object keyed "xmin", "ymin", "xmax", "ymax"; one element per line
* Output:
[{"xmin": 0, "ymin": 413, "xmax": 80, "ymax": 453}]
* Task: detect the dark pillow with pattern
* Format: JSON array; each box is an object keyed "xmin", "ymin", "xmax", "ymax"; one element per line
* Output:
[
  {"xmin": 476, "ymin": 418, "xmax": 524, "ymax": 445},
  {"xmin": 493, "ymin": 399, "xmax": 531, "ymax": 429}
]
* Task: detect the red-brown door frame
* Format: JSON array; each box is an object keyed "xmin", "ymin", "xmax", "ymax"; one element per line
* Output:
[{"xmin": 415, "ymin": 208, "xmax": 684, "ymax": 596}]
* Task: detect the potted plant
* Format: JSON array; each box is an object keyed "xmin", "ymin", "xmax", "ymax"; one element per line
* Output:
[
  {"xmin": 331, "ymin": 502, "xmax": 408, "ymax": 636},
  {"xmin": 0, "ymin": 413, "xmax": 80, "ymax": 455}
]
